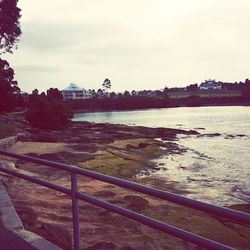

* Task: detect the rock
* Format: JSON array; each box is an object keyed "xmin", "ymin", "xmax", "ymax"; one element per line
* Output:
[
  {"xmin": 137, "ymin": 143, "xmax": 149, "ymax": 149},
  {"xmin": 15, "ymin": 205, "xmax": 38, "ymax": 226},
  {"xmin": 122, "ymin": 195, "xmax": 149, "ymax": 212},
  {"xmin": 37, "ymin": 222, "xmax": 72, "ymax": 250},
  {"xmin": 236, "ymin": 134, "xmax": 247, "ymax": 138},
  {"xmin": 225, "ymin": 135, "xmax": 235, "ymax": 139},
  {"xmin": 126, "ymin": 144, "xmax": 137, "ymax": 150},
  {"xmin": 126, "ymin": 143, "xmax": 149, "ymax": 150},
  {"xmin": 197, "ymin": 133, "xmax": 221, "ymax": 138},
  {"xmin": 120, "ymin": 246, "xmax": 136, "ymax": 250},
  {"xmin": 83, "ymin": 242, "xmax": 117, "ymax": 250},
  {"xmin": 94, "ymin": 191, "xmax": 116, "ymax": 198}
]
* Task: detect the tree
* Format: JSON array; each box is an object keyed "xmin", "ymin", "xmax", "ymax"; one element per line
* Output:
[
  {"xmin": 0, "ymin": 0, "xmax": 22, "ymax": 54},
  {"xmin": 154, "ymin": 90, "xmax": 163, "ymax": 98},
  {"xmin": 131, "ymin": 90, "xmax": 137, "ymax": 96},
  {"xmin": 109, "ymin": 92, "xmax": 117, "ymax": 99},
  {"xmin": 186, "ymin": 84, "xmax": 198, "ymax": 91},
  {"xmin": 0, "ymin": 0, "xmax": 21, "ymax": 113},
  {"xmin": 97, "ymin": 88, "xmax": 104, "ymax": 98},
  {"xmin": 0, "ymin": 59, "xmax": 19, "ymax": 113},
  {"xmin": 124, "ymin": 90, "xmax": 130, "ymax": 97},
  {"xmin": 102, "ymin": 78, "xmax": 111, "ymax": 92},
  {"xmin": 47, "ymin": 88, "xmax": 63, "ymax": 101},
  {"xmin": 26, "ymin": 94, "xmax": 73, "ymax": 130}
]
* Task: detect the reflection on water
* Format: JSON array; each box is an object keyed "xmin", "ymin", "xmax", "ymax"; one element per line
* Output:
[{"xmin": 74, "ymin": 106, "xmax": 250, "ymax": 206}]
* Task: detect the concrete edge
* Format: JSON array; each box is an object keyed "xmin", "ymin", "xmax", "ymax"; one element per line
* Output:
[
  {"xmin": 0, "ymin": 179, "xmax": 63, "ymax": 250},
  {"xmin": 0, "ymin": 180, "xmax": 24, "ymax": 230}
]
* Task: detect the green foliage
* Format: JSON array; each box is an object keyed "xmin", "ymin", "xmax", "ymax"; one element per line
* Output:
[
  {"xmin": 47, "ymin": 88, "xmax": 63, "ymax": 101},
  {"xmin": 0, "ymin": 59, "xmax": 19, "ymax": 113},
  {"xmin": 186, "ymin": 95, "xmax": 201, "ymax": 107},
  {"xmin": 0, "ymin": 0, "xmax": 22, "ymax": 53},
  {"xmin": 0, "ymin": 0, "xmax": 22, "ymax": 113},
  {"xmin": 26, "ymin": 94, "xmax": 73, "ymax": 130},
  {"xmin": 102, "ymin": 78, "xmax": 111, "ymax": 91},
  {"xmin": 0, "ymin": 122, "xmax": 18, "ymax": 139},
  {"xmin": 66, "ymin": 95, "xmax": 174, "ymax": 111}
]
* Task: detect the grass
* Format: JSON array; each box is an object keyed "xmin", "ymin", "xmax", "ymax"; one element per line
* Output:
[
  {"xmin": 77, "ymin": 138, "xmax": 164, "ymax": 178},
  {"xmin": 0, "ymin": 114, "xmax": 27, "ymax": 139},
  {"xmin": 0, "ymin": 123, "xmax": 19, "ymax": 139}
]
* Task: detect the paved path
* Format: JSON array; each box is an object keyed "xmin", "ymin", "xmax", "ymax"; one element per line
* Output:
[{"xmin": 0, "ymin": 225, "xmax": 37, "ymax": 250}]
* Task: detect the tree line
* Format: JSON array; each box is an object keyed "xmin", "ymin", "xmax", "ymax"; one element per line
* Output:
[
  {"xmin": 1, "ymin": 1, "xmax": 250, "ymax": 130},
  {"xmin": 0, "ymin": 1, "xmax": 73, "ymax": 129}
]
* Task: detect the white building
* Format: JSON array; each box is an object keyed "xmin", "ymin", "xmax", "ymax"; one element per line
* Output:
[
  {"xmin": 61, "ymin": 83, "xmax": 92, "ymax": 100},
  {"xmin": 199, "ymin": 80, "xmax": 222, "ymax": 90}
]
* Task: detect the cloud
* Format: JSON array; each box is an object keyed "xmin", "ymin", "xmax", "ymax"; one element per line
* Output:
[{"xmin": 3, "ymin": 0, "xmax": 250, "ymax": 93}]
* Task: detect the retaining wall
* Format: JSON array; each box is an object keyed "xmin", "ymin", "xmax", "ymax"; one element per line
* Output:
[{"xmin": 0, "ymin": 133, "xmax": 26, "ymax": 150}]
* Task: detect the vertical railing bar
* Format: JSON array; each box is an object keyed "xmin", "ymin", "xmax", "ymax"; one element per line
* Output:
[{"xmin": 71, "ymin": 173, "xmax": 80, "ymax": 250}]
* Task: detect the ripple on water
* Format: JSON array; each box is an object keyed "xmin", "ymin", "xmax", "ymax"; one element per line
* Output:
[{"xmin": 74, "ymin": 106, "xmax": 250, "ymax": 206}]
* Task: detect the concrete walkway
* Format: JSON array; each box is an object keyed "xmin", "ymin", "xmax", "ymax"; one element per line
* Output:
[
  {"xmin": 0, "ymin": 225, "xmax": 37, "ymax": 250},
  {"xmin": 0, "ymin": 179, "xmax": 63, "ymax": 250}
]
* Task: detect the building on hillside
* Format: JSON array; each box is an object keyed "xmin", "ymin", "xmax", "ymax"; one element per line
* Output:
[
  {"xmin": 167, "ymin": 90, "xmax": 242, "ymax": 99},
  {"xmin": 61, "ymin": 83, "xmax": 92, "ymax": 100},
  {"xmin": 199, "ymin": 80, "xmax": 222, "ymax": 90}
]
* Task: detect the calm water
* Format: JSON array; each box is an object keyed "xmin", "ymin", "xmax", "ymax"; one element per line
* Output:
[{"xmin": 74, "ymin": 106, "xmax": 250, "ymax": 206}]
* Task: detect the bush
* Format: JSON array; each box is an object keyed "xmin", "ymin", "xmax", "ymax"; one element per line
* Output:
[{"xmin": 26, "ymin": 97, "xmax": 73, "ymax": 130}]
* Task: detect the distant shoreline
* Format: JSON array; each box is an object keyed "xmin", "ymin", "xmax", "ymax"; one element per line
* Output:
[{"xmin": 73, "ymin": 102, "xmax": 250, "ymax": 114}]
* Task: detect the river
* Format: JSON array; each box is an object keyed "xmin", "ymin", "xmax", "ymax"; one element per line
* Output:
[{"xmin": 73, "ymin": 106, "xmax": 250, "ymax": 206}]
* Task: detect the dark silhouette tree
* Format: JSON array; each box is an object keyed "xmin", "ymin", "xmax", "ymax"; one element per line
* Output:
[
  {"xmin": 32, "ymin": 89, "xmax": 39, "ymax": 95},
  {"xmin": 109, "ymin": 92, "xmax": 117, "ymax": 99},
  {"xmin": 97, "ymin": 88, "xmax": 104, "ymax": 98},
  {"xmin": 186, "ymin": 84, "xmax": 198, "ymax": 91},
  {"xmin": 102, "ymin": 78, "xmax": 111, "ymax": 92},
  {"xmin": 26, "ymin": 91, "xmax": 73, "ymax": 130},
  {"xmin": 0, "ymin": 0, "xmax": 21, "ymax": 113},
  {"xmin": 0, "ymin": 59, "xmax": 19, "ymax": 113},
  {"xmin": 124, "ymin": 90, "xmax": 130, "ymax": 97},
  {"xmin": 47, "ymin": 88, "xmax": 63, "ymax": 101},
  {"xmin": 131, "ymin": 90, "xmax": 137, "ymax": 96},
  {"xmin": 0, "ymin": 0, "xmax": 22, "ymax": 54},
  {"xmin": 154, "ymin": 90, "xmax": 163, "ymax": 98},
  {"xmin": 90, "ymin": 89, "xmax": 97, "ymax": 99}
]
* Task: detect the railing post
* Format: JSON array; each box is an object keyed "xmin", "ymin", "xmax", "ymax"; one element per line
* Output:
[{"xmin": 71, "ymin": 173, "xmax": 80, "ymax": 250}]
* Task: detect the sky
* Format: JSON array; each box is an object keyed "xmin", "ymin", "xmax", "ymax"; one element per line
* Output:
[{"xmin": 3, "ymin": 0, "xmax": 250, "ymax": 93}]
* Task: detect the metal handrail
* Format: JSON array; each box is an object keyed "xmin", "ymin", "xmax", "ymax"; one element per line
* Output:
[{"xmin": 0, "ymin": 150, "xmax": 249, "ymax": 250}]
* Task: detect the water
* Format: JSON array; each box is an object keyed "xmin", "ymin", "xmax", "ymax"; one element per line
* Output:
[{"xmin": 74, "ymin": 106, "xmax": 250, "ymax": 206}]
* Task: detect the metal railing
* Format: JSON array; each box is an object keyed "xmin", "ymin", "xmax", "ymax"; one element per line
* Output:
[{"xmin": 0, "ymin": 150, "xmax": 249, "ymax": 250}]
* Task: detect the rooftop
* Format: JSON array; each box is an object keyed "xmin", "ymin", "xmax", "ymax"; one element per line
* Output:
[{"xmin": 63, "ymin": 83, "xmax": 84, "ymax": 91}]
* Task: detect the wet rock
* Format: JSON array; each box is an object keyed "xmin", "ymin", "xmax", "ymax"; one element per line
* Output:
[
  {"xmin": 95, "ymin": 190, "xmax": 116, "ymax": 198},
  {"xmin": 15, "ymin": 205, "xmax": 38, "ymax": 226},
  {"xmin": 137, "ymin": 143, "xmax": 149, "ymax": 149},
  {"xmin": 83, "ymin": 242, "xmax": 117, "ymax": 250},
  {"xmin": 122, "ymin": 195, "xmax": 149, "ymax": 212},
  {"xmin": 225, "ymin": 135, "xmax": 235, "ymax": 139},
  {"xmin": 126, "ymin": 143, "xmax": 149, "ymax": 150},
  {"xmin": 36, "ymin": 222, "xmax": 72, "ymax": 250},
  {"xmin": 197, "ymin": 133, "xmax": 221, "ymax": 138},
  {"xmin": 236, "ymin": 134, "xmax": 246, "ymax": 137},
  {"xmin": 120, "ymin": 246, "xmax": 136, "ymax": 250},
  {"xmin": 98, "ymin": 210, "xmax": 111, "ymax": 217},
  {"xmin": 126, "ymin": 144, "xmax": 137, "ymax": 150}
]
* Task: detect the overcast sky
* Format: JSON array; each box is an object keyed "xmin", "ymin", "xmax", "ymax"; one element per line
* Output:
[{"xmin": 3, "ymin": 0, "xmax": 250, "ymax": 93}]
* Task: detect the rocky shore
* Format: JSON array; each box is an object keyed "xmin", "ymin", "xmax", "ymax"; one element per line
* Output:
[{"xmin": 0, "ymin": 120, "xmax": 250, "ymax": 250}]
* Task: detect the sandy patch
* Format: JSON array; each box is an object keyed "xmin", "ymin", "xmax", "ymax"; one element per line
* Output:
[{"xmin": 8, "ymin": 141, "xmax": 68, "ymax": 155}]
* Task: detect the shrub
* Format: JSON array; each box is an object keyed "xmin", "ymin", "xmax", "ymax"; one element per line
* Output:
[{"xmin": 26, "ymin": 97, "xmax": 73, "ymax": 130}]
